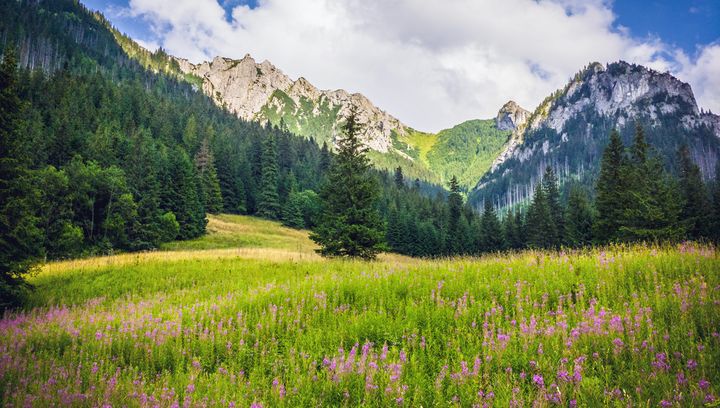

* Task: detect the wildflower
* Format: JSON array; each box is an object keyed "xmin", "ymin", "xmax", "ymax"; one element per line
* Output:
[
  {"xmin": 699, "ymin": 379, "xmax": 710, "ymax": 390},
  {"xmin": 686, "ymin": 360, "xmax": 697, "ymax": 370},
  {"xmin": 659, "ymin": 400, "xmax": 672, "ymax": 407},
  {"xmin": 676, "ymin": 371, "xmax": 687, "ymax": 386},
  {"xmin": 186, "ymin": 384, "xmax": 195, "ymax": 393},
  {"xmin": 532, "ymin": 374, "xmax": 544, "ymax": 388}
]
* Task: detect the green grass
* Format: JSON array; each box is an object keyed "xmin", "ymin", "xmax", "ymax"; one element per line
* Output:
[
  {"xmin": 2, "ymin": 215, "xmax": 718, "ymax": 407},
  {"xmin": 161, "ymin": 214, "xmax": 317, "ymax": 252}
]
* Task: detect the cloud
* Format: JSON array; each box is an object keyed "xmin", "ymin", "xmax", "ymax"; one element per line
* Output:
[{"xmin": 124, "ymin": 0, "xmax": 720, "ymax": 132}]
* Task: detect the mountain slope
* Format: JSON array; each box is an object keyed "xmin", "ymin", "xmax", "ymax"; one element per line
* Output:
[
  {"xmin": 471, "ymin": 61, "xmax": 720, "ymax": 208},
  {"xmin": 175, "ymin": 54, "xmax": 518, "ymax": 187}
]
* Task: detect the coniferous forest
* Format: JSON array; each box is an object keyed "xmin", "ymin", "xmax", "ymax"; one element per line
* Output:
[{"xmin": 3, "ymin": 0, "xmax": 720, "ymax": 306}]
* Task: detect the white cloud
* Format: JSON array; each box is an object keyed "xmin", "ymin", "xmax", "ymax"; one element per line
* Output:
[{"xmin": 124, "ymin": 0, "xmax": 720, "ymax": 132}]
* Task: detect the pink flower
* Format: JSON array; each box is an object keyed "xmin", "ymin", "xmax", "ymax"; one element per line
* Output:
[{"xmin": 532, "ymin": 374, "xmax": 544, "ymax": 388}]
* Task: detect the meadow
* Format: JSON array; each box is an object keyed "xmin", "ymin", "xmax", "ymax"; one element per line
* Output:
[{"xmin": 1, "ymin": 215, "xmax": 719, "ymax": 407}]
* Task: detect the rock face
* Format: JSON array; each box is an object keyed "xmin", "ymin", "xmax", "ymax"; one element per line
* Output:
[
  {"xmin": 495, "ymin": 100, "xmax": 530, "ymax": 131},
  {"xmin": 175, "ymin": 54, "xmax": 410, "ymax": 154},
  {"xmin": 473, "ymin": 61, "xmax": 720, "ymax": 209}
]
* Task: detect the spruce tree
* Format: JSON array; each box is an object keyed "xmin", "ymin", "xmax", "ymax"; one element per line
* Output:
[
  {"xmin": 480, "ymin": 200, "xmax": 504, "ymax": 251},
  {"xmin": 677, "ymin": 145, "xmax": 710, "ymax": 239},
  {"xmin": 194, "ymin": 138, "xmax": 224, "ymax": 214},
  {"xmin": 257, "ymin": 134, "xmax": 281, "ymax": 219},
  {"xmin": 447, "ymin": 176, "xmax": 463, "ymax": 254},
  {"xmin": 394, "ymin": 167, "xmax": 404, "ymax": 189},
  {"xmin": 162, "ymin": 148, "xmax": 206, "ymax": 240},
  {"xmin": 310, "ymin": 106, "xmax": 385, "ymax": 259},
  {"xmin": 565, "ymin": 185, "xmax": 593, "ymax": 247},
  {"xmin": 541, "ymin": 166, "xmax": 563, "ymax": 247},
  {"xmin": 620, "ymin": 126, "xmax": 683, "ymax": 242},
  {"xmin": 526, "ymin": 182, "xmax": 553, "ymax": 249},
  {"xmin": 594, "ymin": 129, "xmax": 628, "ymax": 243},
  {"xmin": 282, "ymin": 191, "xmax": 305, "ymax": 229}
]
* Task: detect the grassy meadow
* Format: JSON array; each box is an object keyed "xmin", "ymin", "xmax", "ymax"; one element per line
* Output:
[{"xmin": 1, "ymin": 215, "xmax": 719, "ymax": 407}]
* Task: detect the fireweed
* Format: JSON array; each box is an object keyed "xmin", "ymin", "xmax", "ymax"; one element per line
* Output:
[{"xmin": 1, "ymin": 243, "xmax": 718, "ymax": 406}]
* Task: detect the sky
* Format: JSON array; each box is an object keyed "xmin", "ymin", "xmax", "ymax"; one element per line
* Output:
[{"xmin": 82, "ymin": 0, "xmax": 720, "ymax": 133}]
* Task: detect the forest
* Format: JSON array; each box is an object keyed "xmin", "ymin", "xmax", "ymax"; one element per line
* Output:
[{"xmin": 2, "ymin": 0, "xmax": 720, "ymax": 307}]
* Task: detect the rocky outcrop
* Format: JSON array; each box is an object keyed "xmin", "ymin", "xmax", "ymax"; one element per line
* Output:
[
  {"xmin": 174, "ymin": 54, "xmax": 410, "ymax": 154},
  {"xmin": 495, "ymin": 100, "xmax": 530, "ymax": 131},
  {"xmin": 491, "ymin": 101, "xmax": 531, "ymax": 171}
]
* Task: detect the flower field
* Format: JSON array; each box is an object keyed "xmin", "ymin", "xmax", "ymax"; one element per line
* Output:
[{"xmin": 1, "ymin": 217, "xmax": 719, "ymax": 407}]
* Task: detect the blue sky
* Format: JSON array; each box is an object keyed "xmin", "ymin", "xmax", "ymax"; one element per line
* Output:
[
  {"xmin": 613, "ymin": 0, "xmax": 719, "ymax": 54},
  {"xmin": 80, "ymin": 0, "xmax": 720, "ymax": 131}
]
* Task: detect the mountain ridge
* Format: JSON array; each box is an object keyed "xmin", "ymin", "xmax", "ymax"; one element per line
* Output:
[{"xmin": 472, "ymin": 60, "xmax": 720, "ymax": 209}]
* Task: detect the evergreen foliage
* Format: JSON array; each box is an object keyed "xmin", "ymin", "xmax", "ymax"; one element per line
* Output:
[
  {"xmin": 594, "ymin": 129, "xmax": 629, "ymax": 243},
  {"xmin": 257, "ymin": 134, "xmax": 281, "ymax": 219},
  {"xmin": 480, "ymin": 200, "xmax": 504, "ymax": 251},
  {"xmin": 311, "ymin": 106, "xmax": 386, "ymax": 259},
  {"xmin": 564, "ymin": 185, "xmax": 594, "ymax": 247},
  {"xmin": 677, "ymin": 145, "xmax": 711, "ymax": 239}
]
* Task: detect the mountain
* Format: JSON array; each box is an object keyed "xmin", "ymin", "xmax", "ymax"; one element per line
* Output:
[
  {"xmin": 471, "ymin": 61, "xmax": 720, "ymax": 208},
  {"xmin": 175, "ymin": 54, "xmax": 516, "ymax": 186}
]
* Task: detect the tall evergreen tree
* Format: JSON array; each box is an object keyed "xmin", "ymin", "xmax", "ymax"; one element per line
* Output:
[
  {"xmin": 677, "ymin": 145, "xmax": 711, "ymax": 239},
  {"xmin": 541, "ymin": 166, "xmax": 563, "ymax": 247},
  {"xmin": 194, "ymin": 138, "xmax": 224, "ymax": 214},
  {"xmin": 480, "ymin": 200, "xmax": 504, "ymax": 251},
  {"xmin": 564, "ymin": 185, "xmax": 593, "ymax": 247},
  {"xmin": 257, "ymin": 134, "xmax": 281, "ymax": 219},
  {"xmin": 310, "ymin": 106, "xmax": 385, "ymax": 259},
  {"xmin": 446, "ymin": 175, "xmax": 463, "ymax": 254},
  {"xmin": 620, "ymin": 126, "xmax": 683, "ymax": 242},
  {"xmin": 594, "ymin": 129, "xmax": 628, "ymax": 243},
  {"xmin": 394, "ymin": 167, "xmax": 404, "ymax": 189},
  {"xmin": 162, "ymin": 148, "xmax": 206, "ymax": 240},
  {"xmin": 526, "ymin": 182, "xmax": 554, "ymax": 249}
]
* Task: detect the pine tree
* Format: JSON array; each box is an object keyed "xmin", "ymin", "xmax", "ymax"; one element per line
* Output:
[
  {"xmin": 257, "ymin": 134, "xmax": 281, "ymax": 219},
  {"xmin": 481, "ymin": 200, "xmax": 504, "ymax": 251},
  {"xmin": 162, "ymin": 148, "xmax": 206, "ymax": 240},
  {"xmin": 194, "ymin": 138, "xmax": 223, "ymax": 214},
  {"xmin": 542, "ymin": 166, "xmax": 563, "ymax": 247},
  {"xmin": 677, "ymin": 145, "xmax": 710, "ymax": 239},
  {"xmin": 564, "ymin": 185, "xmax": 593, "ymax": 247},
  {"xmin": 394, "ymin": 167, "xmax": 404, "ymax": 189},
  {"xmin": 282, "ymin": 191, "xmax": 305, "ymax": 229},
  {"xmin": 526, "ymin": 183, "xmax": 553, "ymax": 249},
  {"xmin": 620, "ymin": 126, "xmax": 683, "ymax": 242},
  {"xmin": 446, "ymin": 176, "xmax": 463, "ymax": 254},
  {"xmin": 182, "ymin": 114, "xmax": 198, "ymax": 152},
  {"xmin": 310, "ymin": 106, "xmax": 385, "ymax": 259},
  {"xmin": 319, "ymin": 141, "xmax": 332, "ymax": 172},
  {"xmin": 594, "ymin": 129, "xmax": 628, "ymax": 243}
]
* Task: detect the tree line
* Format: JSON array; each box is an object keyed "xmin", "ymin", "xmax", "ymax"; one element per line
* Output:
[{"xmin": 384, "ymin": 124, "xmax": 720, "ymax": 256}]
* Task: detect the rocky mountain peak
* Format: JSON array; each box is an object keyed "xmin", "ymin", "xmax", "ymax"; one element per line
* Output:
[
  {"xmin": 174, "ymin": 53, "xmax": 411, "ymax": 155},
  {"xmin": 496, "ymin": 100, "xmax": 530, "ymax": 131},
  {"xmin": 532, "ymin": 60, "xmax": 702, "ymax": 133}
]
